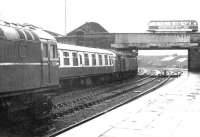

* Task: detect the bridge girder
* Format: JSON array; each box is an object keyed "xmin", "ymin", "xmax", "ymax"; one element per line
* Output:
[
  {"xmin": 111, "ymin": 43, "xmax": 199, "ymax": 50},
  {"xmin": 111, "ymin": 33, "xmax": 200, "ymax": 49}
]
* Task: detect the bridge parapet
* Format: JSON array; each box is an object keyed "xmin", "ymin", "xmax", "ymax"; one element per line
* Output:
[
  {"xmin": 115, "ymin": 33, "xmax": 191, "ymax": 43},
  {"xmin": 112, "ymin": 33, "xmax": 200, "ymax": 49}
]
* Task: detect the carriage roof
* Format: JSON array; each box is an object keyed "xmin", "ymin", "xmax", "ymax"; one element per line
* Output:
[{"xmin": 57, "ymin": 43, "xmax": 115, "ymax": 56}]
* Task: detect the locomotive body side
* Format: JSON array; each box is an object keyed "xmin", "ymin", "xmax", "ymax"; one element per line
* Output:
[
  {"xmin": 113, "ymin": 50, "xmax": 138, "ymax": 78},
  {"xmin": 35, "ymin": 29, "xmax": 59, "ymax": 88},
  {"xmin": 0, "ymin": 25, "xmax": 59, "ymax": 95}
]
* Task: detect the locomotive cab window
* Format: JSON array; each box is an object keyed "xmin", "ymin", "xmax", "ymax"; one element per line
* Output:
[
  {"xmin": 42, "ymin": 43, "xmax": 48, "ymax": 58},
  {"xmin": 50, "ymin": 44, "xmax": 58, "ymax": 59},
  {"xmin": 63, "ymin": 52, "xmax": 70, "ymax": 66},
  {"xmin": 19, "ymin": 45, "xmax": 27, "ymax": 58},
  {"xmin": 72, "ymin": 52, "xmax": 78, "ymax": 66}
]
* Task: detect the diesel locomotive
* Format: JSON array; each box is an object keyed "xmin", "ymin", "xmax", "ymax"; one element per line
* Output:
[{"xmin": 0, "ymin": 21, "xmax": 138, "ymax": 120}]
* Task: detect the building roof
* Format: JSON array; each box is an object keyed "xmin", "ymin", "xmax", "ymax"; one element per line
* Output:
[
  {"xmin": 67, "ymin": 22, "xmax": 108, "ymax": 36},
  {"xmin": 44, "ymin": 30, "xmax": 64, "ymax": 37}
]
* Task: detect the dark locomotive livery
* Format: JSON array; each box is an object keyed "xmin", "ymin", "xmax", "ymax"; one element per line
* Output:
[
  {"xmin": 0, "ymin": 21, "xmax": 59, "ymax": 95},
  {"xmin": 0, "ymin": 21, "xmax": 137, "ymax": 120}
]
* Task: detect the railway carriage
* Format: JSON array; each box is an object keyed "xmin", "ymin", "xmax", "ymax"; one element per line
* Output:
[
  {"xmin": 0, "ymin": 21, "xmax": 138, "ymax": 95},
  {"xmin": 58, "ymin": 43, "xmax": 116, "ymax": 87},
  {"xmin": 0, "ymin": 20, "xmax": 138, "ymax": 121}
]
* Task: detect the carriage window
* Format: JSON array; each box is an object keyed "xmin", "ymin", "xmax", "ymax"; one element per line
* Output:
[
  {"xmin": 72, "ymin": 52, "xmax": 78, "ymax": 66},
  {"xmin": 43, "ymin": 43, "xmax": 48, "ymax": 58},
  {"xmin": 92, "ymin": 54, "xmax": 96, "ymax": 66},
  {"xmin": 50, "ymin": 44, "xmax": 57, "ymax": 58},
  {"xmin": 63, "ymin": 52, "xmax": 70, "ymax": 65},
  {"xmin": 98, "ymin": 54, "xmax": 102, "ymax": 66},
  {"xmin": 109, "ymin": 56, "xmax": 113, "ymax": 66},
  {"xmin": 84, "ymin": 54, "xmax": 89, "ymax": 66},
  {"xmin": 104, "ymin": 55, "xmax": 108, "ymax": 65},
  {"xmin": 79, "ymin": 54, "xmax": 83, "ymax": 65}
]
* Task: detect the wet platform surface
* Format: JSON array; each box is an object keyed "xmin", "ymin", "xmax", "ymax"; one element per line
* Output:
[{"xmin": 57, "ymin": 72, "xmax": 200, "ymax": 137}]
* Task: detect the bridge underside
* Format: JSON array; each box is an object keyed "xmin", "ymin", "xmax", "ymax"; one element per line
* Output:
[
  {"xmin": 111, "ymin": 33, "xmax": 200, "ymax": 71},
  {"xmin": 111, "ymin": 43, "xmax": 198, "ymax": 50}
]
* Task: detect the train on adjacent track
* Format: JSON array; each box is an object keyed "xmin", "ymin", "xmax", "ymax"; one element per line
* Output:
[{"xmin": 0, "ymin": 21, "xmax": 138, "ymax": 120}]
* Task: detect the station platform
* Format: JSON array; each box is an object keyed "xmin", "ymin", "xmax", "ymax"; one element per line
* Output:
[{"xmin": 57, "ymin": 72, "xmax": 200, "ymax": 137}]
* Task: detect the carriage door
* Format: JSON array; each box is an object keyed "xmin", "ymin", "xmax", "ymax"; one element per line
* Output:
[
  {"xmin": 41, "ymin": 41, "xmax": 50, "ymax": 86},
  {"xmin": 49, "ymin": 41, "xmax": 59, "ymax": 85},
  {"xmin": 41, "ymin": 40, "xmax": 59, "ymax": 86}
]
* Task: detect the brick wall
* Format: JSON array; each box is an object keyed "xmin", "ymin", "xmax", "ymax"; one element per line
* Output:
[{"xmin": 56, "ymin": 33, "xmax": 115, "ymax": 49}]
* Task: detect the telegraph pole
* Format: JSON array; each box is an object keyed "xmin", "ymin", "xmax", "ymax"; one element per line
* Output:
[{"xmin": 64, "ymin": 0, "xmax": 67, "ymax": 35}]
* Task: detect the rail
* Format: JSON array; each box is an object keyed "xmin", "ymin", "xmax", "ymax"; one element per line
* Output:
[{"xmin": 47, "ymin": 75, "xmax": 172, "ymax": 137}]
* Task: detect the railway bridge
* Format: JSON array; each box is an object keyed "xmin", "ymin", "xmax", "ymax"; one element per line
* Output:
[
  {"xmin": 58, "ymin": 21, "xmax": 200, "ymax": 72},
  {"xmin": 111, "ymin": 32, "xmax": 200, "ymax": 71}
]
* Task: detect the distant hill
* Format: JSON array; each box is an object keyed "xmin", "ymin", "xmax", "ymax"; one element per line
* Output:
[{"xmin": 138, "ymin": 55, "xmax": 188, "ymax": 69}]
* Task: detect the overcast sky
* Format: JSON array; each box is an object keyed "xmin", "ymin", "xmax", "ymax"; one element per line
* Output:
[
  {"xmin": 0, "ymin": 0, "xmax": 199, "ymax": 35},
  {"xmin": 0, "ymin": 0, "xmax": 193, "ymax": 55}
]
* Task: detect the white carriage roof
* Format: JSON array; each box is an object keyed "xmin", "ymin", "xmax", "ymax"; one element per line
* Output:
[{"xmin": 58, "ymin": 43, "xmax": 115, "ymax": 55}]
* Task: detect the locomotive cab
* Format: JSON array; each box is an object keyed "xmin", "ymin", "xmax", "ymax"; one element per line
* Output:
[
  {"xmin": 0, "ymin": 23, "xmax": 59, "ymax": 94},
  {"xmin": 34, "ymin": 29, "xmax": 59, "ymax": 87}
]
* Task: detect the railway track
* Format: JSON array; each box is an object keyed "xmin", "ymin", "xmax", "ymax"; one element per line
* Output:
[
  {"xmin": 51, "ymin": 76, "xmax": 154, "ymax": 116},
  {"xmin": 42, "ymin": 75, "xmax": 172, "ymax": 137},
  {"xmin": 52, "ymin": 75, "xmax": 151, "ymax": 111},
  {"xmin": 0, "ymin": 74, "xmax": 177, "ymax": 137}
]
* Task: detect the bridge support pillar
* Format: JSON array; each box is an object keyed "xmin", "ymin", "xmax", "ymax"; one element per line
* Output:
[{"xmin": 188, "ymin": 47, "xmax": 200, "ymax": 71}]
